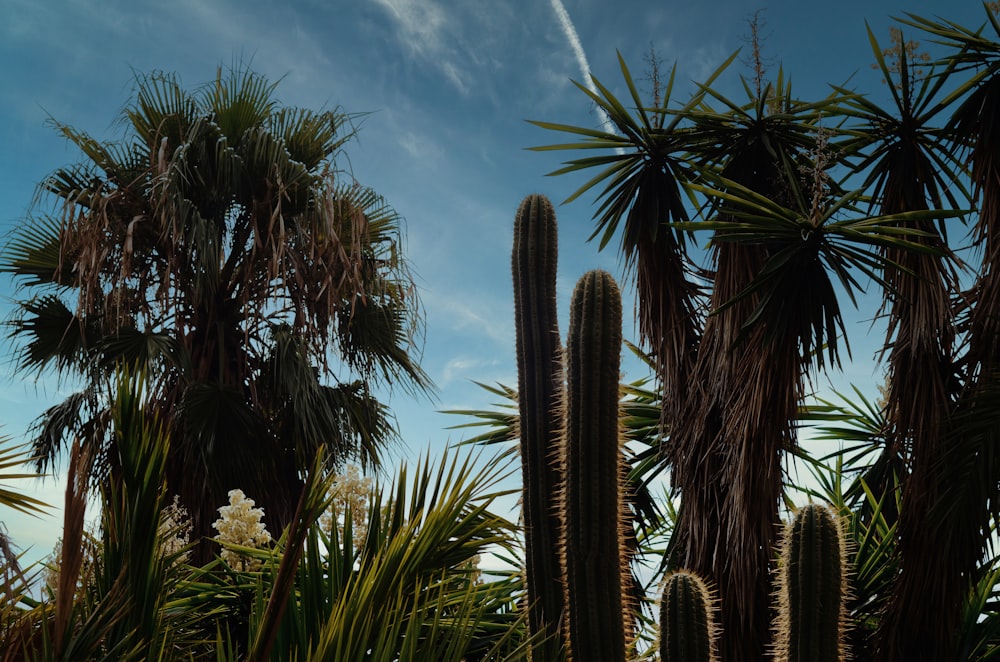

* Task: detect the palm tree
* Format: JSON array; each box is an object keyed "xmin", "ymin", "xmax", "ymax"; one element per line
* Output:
[
  {"xmin": 0, "ymin": 438, "xmax": 49, "ymax": 520},
  {"xmin": 1, "ymin": 64, "xmax": 430, "ymax": 557},
  {"xmin": 830, "ymin": 23, "xmax": 970, "ymax": 660},
  {"xmin": 845, "ymin": 9, "xmax": 1000, "ymax": 659},
  {"xmin": 529, "ymin": 53, "xmax": 720, "ymax": 430},
  {"xmin": 532, "ymin": 41, "xmax": 949, "ymax": 660}
]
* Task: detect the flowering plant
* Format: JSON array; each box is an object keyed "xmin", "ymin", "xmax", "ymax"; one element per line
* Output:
[{"xmin": 212, "ymin": 489, "xmax": 272, "ymax": 571}]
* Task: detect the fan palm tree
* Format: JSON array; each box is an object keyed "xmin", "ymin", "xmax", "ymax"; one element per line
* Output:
[{"xmin": 1, "ymin": 64, "xmax": 430, "ymax": 558}]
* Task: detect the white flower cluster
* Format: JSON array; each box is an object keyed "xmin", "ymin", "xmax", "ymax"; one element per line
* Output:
[
  {"xmin": 320, "ymin": 464, "xmax": 373, "ymax": 553},
  {"xmin": 159, "ymin": 495, "xmax": 192, "ymax": 563},
  {"xmin": 212, "ymin": 489, "xmax": 272, "ymax": 571}
]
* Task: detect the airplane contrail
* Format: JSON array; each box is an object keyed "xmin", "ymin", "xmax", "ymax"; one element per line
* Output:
[{"xmin": 548, "ymin": 0, "xmax": 617, "ymax": 137}]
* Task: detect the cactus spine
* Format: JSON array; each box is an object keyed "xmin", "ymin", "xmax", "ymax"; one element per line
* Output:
[
  {"xmin": 561, "ymin": 269, "xmax": 626, "ymax": 662},
  {"xmin": 512, "ymin": 194, "xmax": 566, "ymax": 659},
  {"xmin": 659, "ymin": 571, "xmax": 718, "ymax": 662},
  {"xmin": 773, "ymin": 503, "xmax": 848, "ymax": 662}
]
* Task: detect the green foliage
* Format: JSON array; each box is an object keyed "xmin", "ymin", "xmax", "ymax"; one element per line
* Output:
[
  {"xmin": 14, "ymin": 5, "xmax": 1000, "ymax": 661},
  {"xmin": 1, "ymin": 63, "xmax": 430, "ymax": 556},
  {"xmin": 0, "ymin": 438, "xmax": 49, "ymax": 518},
  {"xmin": 523, "ymin": 5, "xmax": 1000, "ymax": 660}
]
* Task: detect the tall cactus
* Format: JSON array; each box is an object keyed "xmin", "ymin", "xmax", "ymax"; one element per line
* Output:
[
  {"xmin": 561, "ymin": 269, "xmax": 626, "ymax": 662},
  {"xmin": 512, "ymin": 195, "xmax": 850, "ymax": 660},
  {"xmin": 512, "ymin": 194, "xmax": 565, "ymax": 659},
  {"xmin": 659, "ymin": 571, "xmax": 718, "ymax": 662},
  {"xmin": 773, "ymin": 503, "xmax": 849, "ymax": 662}
]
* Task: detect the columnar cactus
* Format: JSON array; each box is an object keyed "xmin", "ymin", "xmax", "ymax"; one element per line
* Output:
[
  {"xmin": 659, "ymin": 571, "xmax": 718, "ymax": 662},
  {"xmin": 773, "ymin": 503, "xmax": 849, "ymax": 662},
  {"xmin": 561, "ymin": 269, "xmax": 626, "ymax": 662},
  {"xmin": 512, "ymin": 194, "xmax": 566, "ymax": 659}
]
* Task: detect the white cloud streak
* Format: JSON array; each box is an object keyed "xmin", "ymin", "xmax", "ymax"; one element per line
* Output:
[
  {"xmin": 372, "ymin": 0, "xmax": 472, "ymax": 95},
  {"xmin": 548, "ymin": 0, "xmax": 617, "ymax": 137}
]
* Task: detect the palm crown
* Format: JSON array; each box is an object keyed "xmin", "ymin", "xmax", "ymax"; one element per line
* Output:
[{"xmin": 2, "ymin": 65, "xmax": 430, "ymax": 552}]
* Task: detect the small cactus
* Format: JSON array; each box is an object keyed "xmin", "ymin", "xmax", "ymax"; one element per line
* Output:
[
  {"xmin": 560, "ymin": 269, "xmax": 626, "ymax": 662},
  {"xmin": 659, "ymin": 570, "xmax": 718, "ymax": 662},
  {"xmin": 773, "ymin": 503, "xmax": 849, "ymax": 662}
]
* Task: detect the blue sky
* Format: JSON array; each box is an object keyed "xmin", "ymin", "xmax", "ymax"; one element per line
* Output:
[{"xmin": 0, "ymin": 0, "xmax": 991, "ymax": 564}]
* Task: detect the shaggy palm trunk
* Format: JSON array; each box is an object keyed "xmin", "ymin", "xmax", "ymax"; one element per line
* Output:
[
  {"xmin": 629, "ymin": 180, "xmax": 702, "ymax": 426},
  {"xmin": 669, "ymin": 150, "xmax": 806, "ymax": 661},
  {"xmin": 671, "ymin": 248, "xmax": 800, "ymax": 662},
  {"xmin": 873, "ymin": 172, "xmax": 960, "ymax": 660},
  {"xmin": 879, "ymin": 77, "xmax": 1000, "ymax": 660}
]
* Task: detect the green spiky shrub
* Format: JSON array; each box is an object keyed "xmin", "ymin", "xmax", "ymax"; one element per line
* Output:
[
  {"xmin": 773, "ymin": 503, "xmax": 848, "ymax": 662},
  {"xmin": 560, "ymin": 269, "xmax": 626, "ymax": 662},
  {"xmin": 512, "ymin": 193, "xmax": 566, "ymax": 660},
  {"xmin": 659, "ymin": 570, "xmax": 718, "ymax": 662}
]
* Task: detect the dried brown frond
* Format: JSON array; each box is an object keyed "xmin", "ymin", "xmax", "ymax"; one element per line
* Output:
[
  {"xmin": 53, "ymin": 437, "xmax": 90, "ymax": 655},
  {"xmin": 872, "ymin": 27, "xmax": 932, "ymax": 90},
  {"xmin": 742, "ymin": 10, "xmax": 774, "ymax": 100}
]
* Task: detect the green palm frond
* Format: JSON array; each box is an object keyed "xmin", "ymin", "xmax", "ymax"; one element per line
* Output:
[
  {"xmin": 901, "ymin": 8, "xmax": 1000, "ymax": 76},
  {"xmin": 203, "ymin": 65, "xmax": 279, "ymax": 142},
  {"xmin": 2, "ymin": 62, "xmax": 430, "ymax": 555},
  {"xmin": 337, "ymin": 291, "xmax": 432, "ymax": 395},
  {"xmin": 529, "ymin": 50, "xmax": 736, "ymax": 252},
  {"xmin": 0, "ymin": 438, "xmax": 48, "ymax": 517},
  {"xmin": 0, "ymin": 213, "xmax": 71, "ymax": 289},
  {"xmin": 7, "ymin": 296, "xmax": 95, "ymax": 375},
  {"xmin": 125, "ymin": 69, "xmax": 198, "ymax": 147},
  {"xmin": 238, "ymin": 448, "xmax": 533, "ymax": 661},
  {"xmin": 683, "ymin": 175, "xmax": 959, "ymax": 367},
  {"xmin": 270, "ymin": 106, "xmax": 357, "ymax": 171},
  {"xmin": 837, "ymin": 24, "xmax": 968, "ymax": 198},
  {"xmin": 248, "ymin": 448, "xmax": 337, "ymax": 661},
  {"xmin": 446, "ymin": 382, "xmax": 519, "ymax": 448}
]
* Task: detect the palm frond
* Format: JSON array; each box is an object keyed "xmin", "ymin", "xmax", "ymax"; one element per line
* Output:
[{"xmin": 0, "ymin": 437, "xmax": 49, "ymax": 517}]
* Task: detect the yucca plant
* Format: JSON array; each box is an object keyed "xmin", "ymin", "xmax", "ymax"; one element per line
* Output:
[
  {"xmin": 155, "ymin": 446, "xmax": 531, "ymax": 661},
  {"xmin": 0, "ymin": 436, "xmax": 50, "ymax": 659},
  {"xmin": 285, "ymin": 449, "xmax": 533, "ymax": 661},
  {"xmin": 531, "ymin": 24, "xmax": 968, "ymax": 660}
]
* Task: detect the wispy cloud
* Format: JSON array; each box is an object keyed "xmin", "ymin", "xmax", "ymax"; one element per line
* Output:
[
  {"xmin": 372, "ymin": 0, "xmax": 473, "ymax": 94},
  {"xmin": 548, "ymin": 0, "xmax": 616, "ymax": 137}
]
